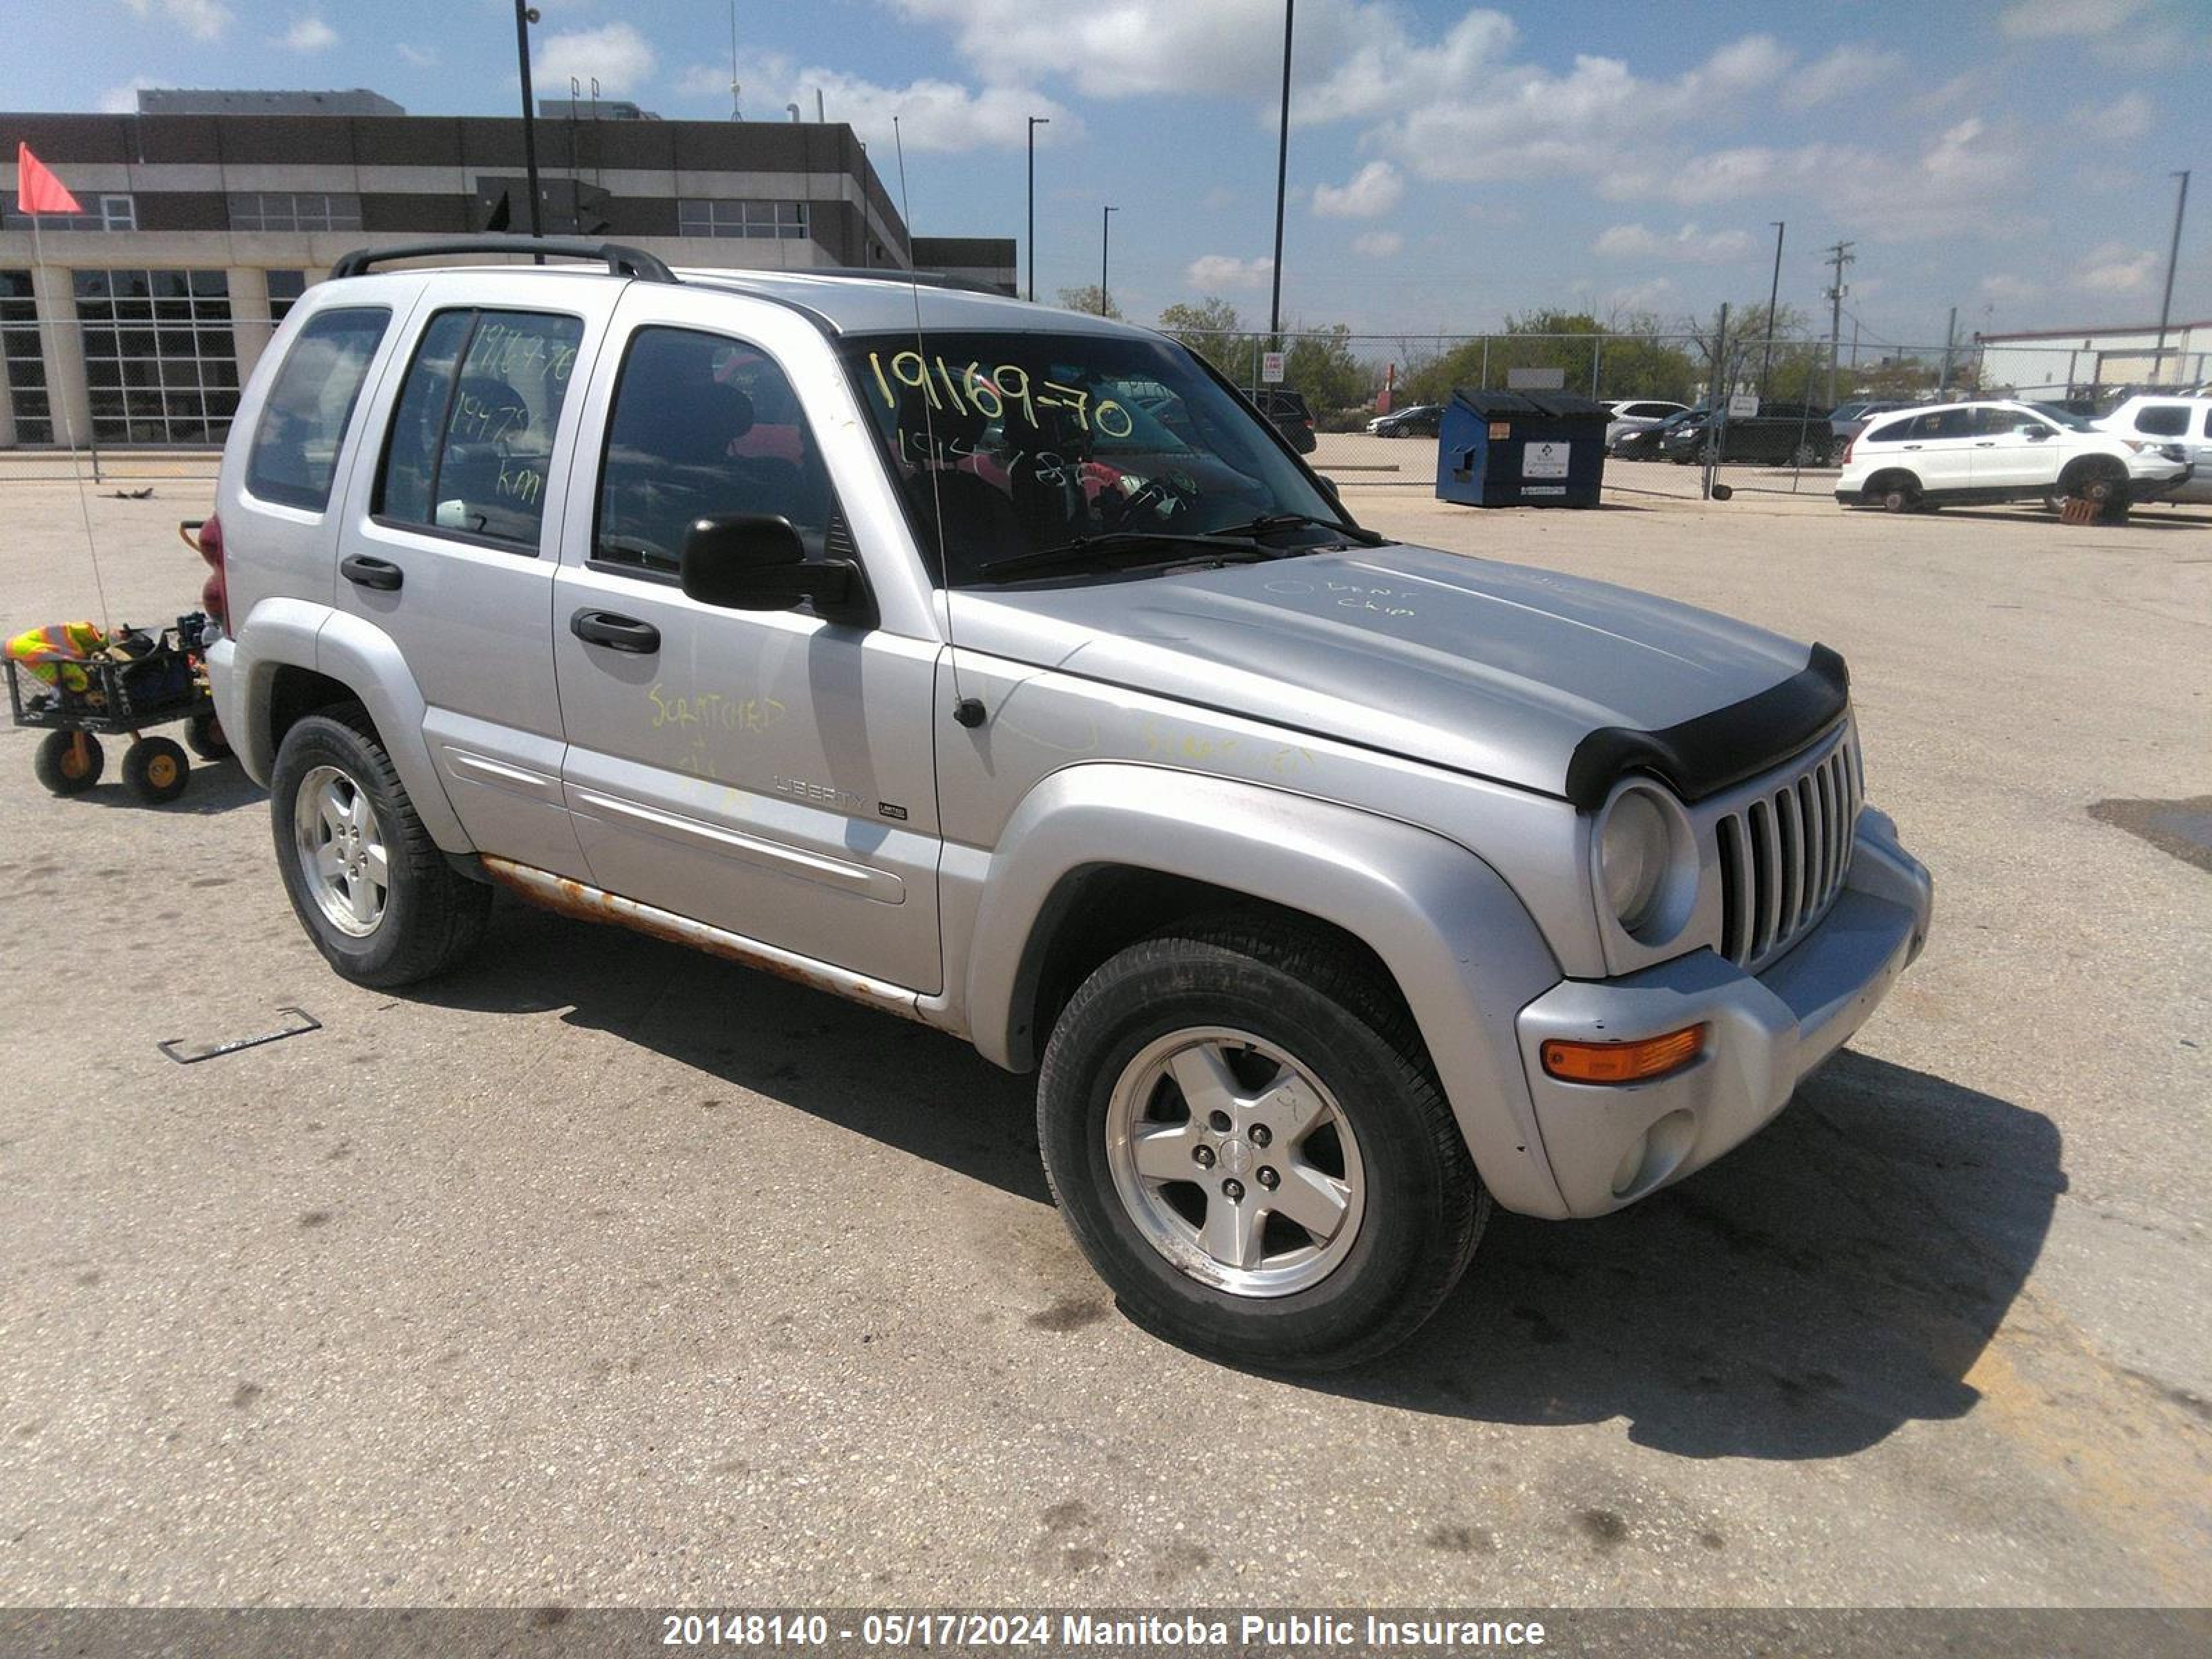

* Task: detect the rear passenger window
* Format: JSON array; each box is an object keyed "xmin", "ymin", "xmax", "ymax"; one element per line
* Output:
[
  {"xmin": 244, "ymin": 306, "xmax": 388, "ymax": 511},
  {"xmin": 374, "ymin": 308, "xmax": 583, "ymax": 549},
  {"xmin": 2135, "ymin": 404, "xmax": 2191, "ymax": 436},
  {"xmin": 594, "ymin": 326, "xmax": 834, "ymax": 577}
]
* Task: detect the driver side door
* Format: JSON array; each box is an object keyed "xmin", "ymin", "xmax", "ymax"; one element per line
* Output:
[{"xmin": 1969, "ymin": 405, "xmax": 2061, "ymax": 494}]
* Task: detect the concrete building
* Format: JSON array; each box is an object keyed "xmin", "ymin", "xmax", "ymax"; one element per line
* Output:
[
  {"xmin": 0, "ymin": 91, "xmax": 1016, "ymax": 448},
  {"xmin": 1975, "ymin": 320, "xmax": 2211, "ymax": 401}
]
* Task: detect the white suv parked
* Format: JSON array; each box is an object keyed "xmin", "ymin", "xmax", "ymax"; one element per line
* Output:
[
  {"xmin": 2094, "ymin": 395, "xmax": 2212, "ymax": 504},
  {"xmin": 1835, "ymin": 398, "xmax": 2188, "ymax": 518}
]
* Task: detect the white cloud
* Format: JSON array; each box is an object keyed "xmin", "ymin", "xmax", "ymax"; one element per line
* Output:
[
  {"xmin": 122, "ymin": 0, "xmax": 232, "ymax": 39},
  {"xmin": 1592, "ymin": 222, "xmax": 1756, "ymax": 263},
  {"xmin": 1980, "ymin": 273, "xmax": 2038, "ymax": 305},
  {"xmin": 397, "ymin": 43, "xmax": 438, "ymax": 68},
  {"xmin": 2073, "ymin": 243, "xmax": 2159, "ymax": 294},
  {"xmin": 1185, "ymin": 254, "xmax": 1275, "ymax": 292},
  {"xmin": 96, "ymin": 75, "xmax": 162, "ymax": 115},
  {"xmin": 2070, "ymin": 91, "xmax": 2155, "ymax": 142},
  {"xmin": 1373, "ymin": 34, "xmax": 1794, "ymax": 183},
  {"xmin": 1785, "ymin": 44, "xmax": 1904, "ymax": 108},
  {"xmin": 284, "ymin": 16, "xmax": 336, "ymax": 53},
  {"xmin": 1351, "ymin": 230, "xmax": 1403, "ymax": 258},
  {"xmin": 677, "ymin": 55, "xmax": 1080, "ymax": 153},
  {"xmin": 1998, "ymin": 0, "xmax": 2151, "ymax": 38},
  {"xmin": 1311, "ymin": 161, "xmax": 1404, "ymax": 219},
  {"xmin": 536, "ymin": 24, "xmax": 657, "ymax": 98},
  {"xmin": 1606, "ymin": 278, "xmax": 1679, "ymax": 313}
]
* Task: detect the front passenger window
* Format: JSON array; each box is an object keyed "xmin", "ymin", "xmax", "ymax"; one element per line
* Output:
[{"xmin": 594, "ymin": 326, "xmax": 834, "ymax": 577}]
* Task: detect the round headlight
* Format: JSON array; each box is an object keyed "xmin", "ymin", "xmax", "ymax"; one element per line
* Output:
[{"xmin": 1599, "ymin": 789, "xmax": 1670, "ymax": 932}]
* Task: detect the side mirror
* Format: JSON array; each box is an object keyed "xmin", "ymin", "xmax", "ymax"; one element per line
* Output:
[
  {"xmin": 679, "ymin": 515, "xmax": 861, "ymax": 617},
  {"xmin": 2020, "ymin": 425, "xmax": 2051, "ymax": 440},
  {"xmin": 1314, "ymin": 474, "xmax": 1344, "ymax": 509}
]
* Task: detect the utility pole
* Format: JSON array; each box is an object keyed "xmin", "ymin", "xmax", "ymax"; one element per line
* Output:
[
  {"xmin": 2155, "ymin": 169, "xmax": 2191, "ymax": 384},
  {"xmin": 1939, "ymin": 306, "xmax": 1958, "ymax": 396},
  {"xmin": 1027, "ymin": 116, "xmax": 1049, "ymax": 302},
  {"xmin": 1100, "ymin": 205, "xmax": 1117, "ymax": 316},
  {"xmin": 1705, "ymin": 301, "xmax": 1729, "ymax": 502},
  {"xmin": 1760, "ymin": 221, "xmax": 1785, "ymax": 397},
  {"xmin": 1268, "ymin": 0, "xmax": 1295, "ymax": 344},
  {"xmin": 512, "ymin": 1, "xmax": 543, "ymax": 238},
  {"xmin": 1823, "ymin": 240, "xmax": 1855, "ymax": 406}
]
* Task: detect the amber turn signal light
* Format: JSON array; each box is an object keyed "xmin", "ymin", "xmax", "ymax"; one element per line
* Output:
[{"xmin": 1541, "ymin": 1024, "xmax": 1706, "ymax": 1085}]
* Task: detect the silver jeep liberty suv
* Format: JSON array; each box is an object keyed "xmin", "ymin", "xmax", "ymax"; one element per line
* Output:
[{"xmin": 204, "ymin": 238, "xmax": 1933, "ymax": 1369}]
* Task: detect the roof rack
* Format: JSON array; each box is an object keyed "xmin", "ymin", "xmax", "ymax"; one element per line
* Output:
[
  {"xmin": 791, "ymin": 267, "xmax": 1016, "ymax": 297},
  {"xmin": 330, "ymin": 237, "xmax": 676, "ymax": 283}
]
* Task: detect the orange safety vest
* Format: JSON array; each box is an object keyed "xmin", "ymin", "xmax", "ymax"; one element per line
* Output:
[{"xmin": 5, "ymin": 621, "xmax": 106, "ymax": 691}]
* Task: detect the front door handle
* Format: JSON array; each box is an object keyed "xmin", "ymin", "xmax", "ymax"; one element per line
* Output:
[
  {"xmin": 570, "ymin": 609, "xmax": 660, "ymax": 655},
  {"xmin": 1902, "ymin": 443, "xmax": 1922, "ymax": 450},
  {"xmin": 340, "ymin": 554, "xmax": 403, "ymax": 592},
  {"xmin": 1975, "ymin": 441, "xmax": 1997, "ymax": 448}
]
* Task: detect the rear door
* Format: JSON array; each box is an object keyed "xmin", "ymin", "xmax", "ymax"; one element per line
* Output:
[
  {"xmin": 334, "ymin": 273, "xmax": 619, "ymax": 877},
  {"xmin": 547, "ymin": 286, "xmax": 943, "ymax": 992},
  {"xmin": 1883, "ymin": 406, "xmax": 1976, "ymax": 491}
]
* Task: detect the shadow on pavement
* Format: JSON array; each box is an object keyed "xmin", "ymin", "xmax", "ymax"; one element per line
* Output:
[
  {"xmin": 415, "ymin": 897, "xmax": 1049, "ymax": 1203},
  {"xmin": 1316, "ymin": 1049, "xmax": 2064, "ymax": 1459},
  {"xmin": 75, "ymin": 756, "xmax": 265, "ymax": 816},
  {"xmin": 418, "ymin": 901, "xmax": 2060, "ymax": 1459}
]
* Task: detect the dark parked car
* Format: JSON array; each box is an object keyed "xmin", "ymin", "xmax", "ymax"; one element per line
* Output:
[
  {"xmin": 1367, "ymin": 402, "xmax": 1441, "ymax": 438},
  {"xmin": 1609, "ymin": 406, "xmax": 1705, "ymax": 459},
  {"xmin": 1253, "ymin": 388, "xmax": 1318, "ymax": 453},
  {"xmin": 1659, "ymin": 402, "xmax": 1835, "ymax": 466},
  {"xmin": 1829, "ymin": 400, "xmax": 1910, "ymax": 442}
]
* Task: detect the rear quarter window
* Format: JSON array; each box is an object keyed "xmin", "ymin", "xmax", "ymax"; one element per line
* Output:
[
  {"xmin": 2133, "ymin": 404, "xmax": 2192, "ymax": 437},
  {"xmin": 243, "ymin": 306, "xmax": 390, "ymax": 512}
]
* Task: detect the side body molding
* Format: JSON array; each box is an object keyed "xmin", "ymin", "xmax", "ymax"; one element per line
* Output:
[
  {"xmin": 959, "ymin": 764, "xmax": 1573, "ymax": 1219},
  {"xmin": 222, "ymin": 601, "xmax": 472, "ymax": 853}
]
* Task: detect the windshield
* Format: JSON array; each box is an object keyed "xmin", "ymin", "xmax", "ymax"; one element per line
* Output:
[
  {"xmin": 2028, "ymin": 402, "xmax": 2096, "ymax": 431},
  {"xmin": 841, "ymin": 330, "xmax": 1346, "ymax": 586}
]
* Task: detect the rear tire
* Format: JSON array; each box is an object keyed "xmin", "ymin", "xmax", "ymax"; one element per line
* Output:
[
  {"xmin": 1037, "ymin": 917, "xmax": 1487, "ymax": 1371},
  {"xmin": 185, "ymin": 709, "xmax": 232, "ymax": 760},
  {"xmin": 122, "ymin": 735, "xmax": 189, "ymax": 804},
  {"xmin": 1790, "ymin": 439, "xmax": 1830, "ymax": 468},
  {"xmin": 1875, "ymin": 473, "xmax": 1922, "ymax": 514},
  {"xmin": 269, "ymin": 706, "xmax": 491, "ymax": 988},
  {"xmin": 33, "ymin": 729, "xmax": 103, "ymax": 795}
]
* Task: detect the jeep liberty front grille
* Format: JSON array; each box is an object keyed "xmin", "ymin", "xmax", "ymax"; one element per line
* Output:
[{"xmin": 1714, "ymin": 729, "xmax": 1859, "ymax": 970}]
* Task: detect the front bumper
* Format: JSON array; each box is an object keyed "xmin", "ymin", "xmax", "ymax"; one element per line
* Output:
[{"xmin": 1514, "ymin": 811, "xmax": 1933, "ymax": 1217}]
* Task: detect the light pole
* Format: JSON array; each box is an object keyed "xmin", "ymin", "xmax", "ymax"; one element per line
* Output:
[
  {"xmin": 1759, "ymin": 220, "xmax": 1784, "ymax": 397},
  {"xmin": 1027, "ymin": 116, "xmax": 1050, "ymax": 302},
  {"xmin": 1100, "ymin": 205, "xmax": 1118, "ymax": 315},
  {"xmin": 2155, "ymin": 169, "xmax": 2191, "ymax": 384},
  {"xmin": 1268, "ymin": 0, "xmax": 1295, "ymax": 344},
  {"xmin": 512, "ymin": 2, "xmax": 543, "ymax": 238}
]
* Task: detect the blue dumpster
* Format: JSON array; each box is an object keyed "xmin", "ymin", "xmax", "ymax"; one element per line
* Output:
[{"xmin": 1436, "ymin": 388, "xmax": 1608, "ymax": 507}]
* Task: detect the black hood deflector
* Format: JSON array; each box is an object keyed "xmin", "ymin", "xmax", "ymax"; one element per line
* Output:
[{"xmin": 1564, "ymin": 644, "xmax": 1849, "ymax": 809}]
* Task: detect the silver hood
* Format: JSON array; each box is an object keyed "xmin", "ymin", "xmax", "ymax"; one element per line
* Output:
[{"xmin": 948, "ymin": 543, "xmax": 1820, "ymax": 803}]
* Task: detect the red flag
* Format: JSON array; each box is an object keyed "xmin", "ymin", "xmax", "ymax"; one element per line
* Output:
[{"xmin": 15, "ymin": 144, "xmax": 84, "ymax": 216}]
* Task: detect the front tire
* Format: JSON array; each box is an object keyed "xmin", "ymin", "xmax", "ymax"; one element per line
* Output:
[
  {"xmin": 122, "ymin": 735, "xmax": 189, "ymax": 804},
  {"xmin": 269, "ymin": 707, "xmax": 491, "ymax": 988},
  {"xmin": 1037, "ymin": 919, "xmax": 1487, "ymax": 1371}
]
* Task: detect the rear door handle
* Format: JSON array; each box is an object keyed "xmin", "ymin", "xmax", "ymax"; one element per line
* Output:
[
  {"xmin": 340, "ymin": 554, "xmax": 402, "ymax": 592},
  {"xmin": 570, "ymin": 609, "xmax": 660, "ymax": 655},
  {"xmin": 1975, "ymin": 441, "xmax": 1996, "ymax": 447}
]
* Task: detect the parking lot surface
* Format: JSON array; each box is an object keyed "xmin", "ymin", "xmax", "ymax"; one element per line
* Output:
[{"xmin": 2, "ymin": 469, "xmax": 2207, "ymax": 1606}]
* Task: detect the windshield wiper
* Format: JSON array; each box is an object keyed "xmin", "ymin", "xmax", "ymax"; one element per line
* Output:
[
  {"xmin": 973, "ymin": 531, "xmax": 1271, "ymax": 584},
  {"xmin": 1212, "ymin": 511, "xmax": 1388, "ymax": 547}
]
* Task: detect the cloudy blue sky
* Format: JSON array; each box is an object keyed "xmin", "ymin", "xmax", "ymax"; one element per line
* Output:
[{"xmin": 10, "ymin": 0, "xmax": 2209, "ymax": 344}]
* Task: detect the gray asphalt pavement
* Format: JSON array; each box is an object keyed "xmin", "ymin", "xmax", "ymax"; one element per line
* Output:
[{"xmin": 1, "ymin": 469, "xmax": 2206, "ymax": 1607}]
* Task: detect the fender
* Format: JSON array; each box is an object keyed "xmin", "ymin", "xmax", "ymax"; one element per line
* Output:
[
  {"xmin": 961, "ymin": 764, "xmax": 1573, "ymax": 1219},
  {"xmin": 217, "ymin": 599, "xmax": 471, "ymax": 853}
]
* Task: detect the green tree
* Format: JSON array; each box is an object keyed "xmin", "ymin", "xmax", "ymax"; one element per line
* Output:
[
  {"xmin": 1402, "ymin": 310, "xmax": 1698, "ymax": 406},
  {"xmin": 1284, "ymin": 322, "xmax": 1371, "ymax": 415},
  {"xmin": 1056, "ymin": 284, "xmax": 1123, "ymax": 319},
  {"xmin": 1157, "ymin": 297, "xmax": 1257, "ymax": 382}
]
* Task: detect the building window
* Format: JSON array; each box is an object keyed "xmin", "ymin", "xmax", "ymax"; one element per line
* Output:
[
  {"xmin": 676, "ymin": 199, "xmax": 808, "ymax": 240},
  {"xmin": 1, "ymin": 271, "xmax": 55, "ymax": 445},
  {"xmin": 266, "ymin": 270, "xmax": 308, "ymax": 324},
  {"xmin": 1, "ymin": 194, "xmax": 135, "ymax": 233},
  {"xmin": 226, "ymin": 191, "xmax": 363, "ymax": 233},
  {"xmin": 75, "ymin": 268, "xmax": 240, "ymax": 445}
]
